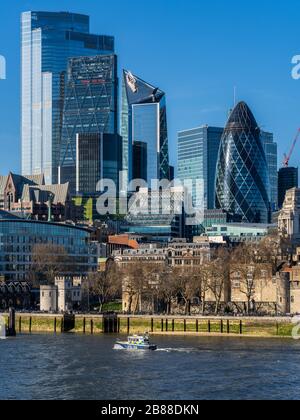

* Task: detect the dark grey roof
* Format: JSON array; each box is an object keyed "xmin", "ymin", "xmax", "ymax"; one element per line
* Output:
[
  {"xmin": 225, "ymin": 101, "xmax": 259, "ymax": 136},
  {"xmin": 21, "ymin": 183, "xmax": 70, "ymax": 204}
]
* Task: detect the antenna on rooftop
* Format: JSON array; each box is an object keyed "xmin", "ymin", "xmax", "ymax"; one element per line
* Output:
[{"xmin": 233, "ymin": 86, "xmax": 237, "ymax": 107}]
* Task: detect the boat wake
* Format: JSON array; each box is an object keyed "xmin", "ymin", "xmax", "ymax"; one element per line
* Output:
[
  {"xmin": 113, "ymin": 344, "xmax": 126, "ymax": 350},
  {"xmin": 156, "ymin": 348, "xmax": 198, "ymax": 354}
]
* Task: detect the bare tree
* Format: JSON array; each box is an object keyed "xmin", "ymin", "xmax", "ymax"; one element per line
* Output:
[
  {"xmin": 210, "ymin": 247, "xmax": 231, "ymax": 314},
  {"xmin": 158, "ymin": 267, "xmax": 179, "ymax": 315},
  {"xmin": 231, "ymin": 244, "xmax": 263, "ymax": 314},
  {"xmin": 196, "ymin": 263, "xmax": 211, "ymax": 315},
  {"xmin": 175, "ymin": 266, "xmax": 199, "ymax": 315},
  {"xmin": 142, "ymin": 263, "xmax": 166, "ymax": 314},
  {"xmin": 120, "ymin": 263, "xmax": 149, "ymax": 314},
  {"xmin": 256, "ymin": 231, "xmax": 290, "ymax": 273},
  {"xmin": 31, "ymin": 243, "xmax": 71, "ymax": 285},
  {"xmin": 87, "ymin": 262, "xmax": 121, "ymax": 313}
]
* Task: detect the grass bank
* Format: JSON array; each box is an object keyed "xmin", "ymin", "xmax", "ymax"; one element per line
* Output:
[
  {"xmin": 117, "ymin": 316, "xmax": 295, "ymax": 339},
  {"xmin": 0, "ymin": 313, "xmax": 295, "ymax": 338}
]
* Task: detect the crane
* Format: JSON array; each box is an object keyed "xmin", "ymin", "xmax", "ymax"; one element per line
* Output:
[{"xmin": 283, "ymin": 128, "xmax": 300, "ymax": 167}]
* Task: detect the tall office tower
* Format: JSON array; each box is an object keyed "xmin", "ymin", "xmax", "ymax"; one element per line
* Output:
[
  {"xmin": 21, "ymin": 11, "xmax": 114, "ymax": 185},
  {"xmin": 133, "ymin": 141, "xmax": 147, "ymax": 181},
  {"xmin": 278, "ymin": 167, "xmax": 299, "ymax": 209},
  {"xmin": 215, "ymin": 102, "xmax": 271, "ymax": 224},
  {"xmin": 121, "ymin": 70, "xmax": 170, "ymax": 186},
  {"xmin": 59, "ymin": 55, "xmax": 118, "ymax": 191},
  {"xmin": 76, "ymin": 133, "xmax": 122, "ymax": 195},
  {"xmin": 169, "ymin": 166, "xmax": 175, "ymax": 182},
  {"xmin": 178, "ymin": 126, "xmax": 223, "ymax": 209},
  {"xmin": 261, "ymin": 131, "xmax": 278, "ymax": 211}
]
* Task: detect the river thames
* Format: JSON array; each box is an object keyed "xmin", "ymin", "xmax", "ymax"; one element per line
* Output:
[{"xmin": 1, "ymin": 334, "xmax": 300, "ymax": 400}]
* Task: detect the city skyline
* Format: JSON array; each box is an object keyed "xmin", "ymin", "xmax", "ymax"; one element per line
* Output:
[
  {"xmin": 0, "ymin": 0, "xmax": 300, "ymax": 176},
  {"xmin": 21, "ymin": 11, "xmax": 115, "ymax": 185}
]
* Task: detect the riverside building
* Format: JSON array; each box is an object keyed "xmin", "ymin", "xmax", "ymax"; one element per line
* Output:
[{"xmin": 0, "ymin": 210, "xmax": 97, "ymax": 281}]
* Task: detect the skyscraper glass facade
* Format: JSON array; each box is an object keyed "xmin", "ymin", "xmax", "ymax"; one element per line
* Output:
[
  {"xmin": 121, "ymin": 70, "xmax": 170, "ymax": 185},
  {"xmin": 121, "ymin": 78, "xmax": 131, "ymax": 184},
  {"xmin": 178, "ymin": 126, "xmax": 223, "ymax": 209},
  {"xmin": 0, "ymin": 212, "xmax": 96, "ymax": 281},
  {"xmin": 76, "ymin": 133, "xmax": 122, "ymax": 195},
  {"xmin": 278, "ymin": 167, "xmax": 299, "ymax": 209},
  {"xmin": 261, "ymin": 131, "xmax": 278, "ymax": 211},
  {"xmin": 21, "ymin": 11, "xmax": 114, "ymax": 185},
  {"xmin": 132, "ymin": 103, "xmax": 159, "ymax": 182},
  {"xmin": 133, "ymin": 142, "xmax": 147, "ymax": 181},
  {"xmin": 59, "ymin": 55, "xmax": 118, "ymax": 191},
  {"xmin": 76, "ymin": 133, "xmax": 102, "ymax": 194},
  {"xmin": 215, "ymin": 102, "xmax": 271, "ymax": 224}
]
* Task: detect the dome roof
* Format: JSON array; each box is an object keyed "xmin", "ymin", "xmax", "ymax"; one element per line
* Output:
[{"xmin": 225, "ymin": 101, "xmax": 260, "ymax": 136}]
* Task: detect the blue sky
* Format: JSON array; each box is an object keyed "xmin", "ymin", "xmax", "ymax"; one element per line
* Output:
[{"xmin": 0, "ymin": 0, "xmax": 300, "ymax": 174}]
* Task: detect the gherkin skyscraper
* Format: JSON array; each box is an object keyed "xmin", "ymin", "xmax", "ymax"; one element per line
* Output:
[{"xmin": 215, "ymin": 102, "xmax": 271, "ymax": 224}]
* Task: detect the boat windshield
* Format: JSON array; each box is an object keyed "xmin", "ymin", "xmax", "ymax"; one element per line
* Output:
[{"xmin": 128, "ymin": 336, "xmax": 148, "ymax": 345}]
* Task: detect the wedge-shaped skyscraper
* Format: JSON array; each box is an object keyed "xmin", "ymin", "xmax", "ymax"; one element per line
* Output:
[
  {"xmin": 215, "ymin": 102, "xmax": 271, "ymax": 223},
  {"xmin": 121, "ymin": 70, "xmax": 170, "ymax": 185}
]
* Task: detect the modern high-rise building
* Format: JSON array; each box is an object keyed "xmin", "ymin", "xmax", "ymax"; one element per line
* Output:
[
  {"xmin": 215, "ymin": 102, "xmax": 271, "ymax": 224},
  {"xmin": 76, "ymin": 133, "xmax": 122, "ymax": 195},
  {"xmin": 178, "ymin": 126, "xmax": 223, "ymax": 210},
  {"xmin": 59, "ymin": 55, "xmax": 118, "ymax": 191},
  {"xmin": 261, "ymin": 131, "xmax": 278, "ymax": 211},
  {"xmin": 122, "ymin": 187, "xmax": 186, "ymax": 241},
  {"xmin": 21, "ymin": 11, "xmax": 114, "ymax": 185},
  {"xmin": 133, "ymin": 141, "xmax": 147, "ymax": 181},
  {"xmin": 121, "ymin": 70, "xmax": 170, "ymax": 186},
  {"xmin": 278, "ymin": 167, "xmax": 299, "ymax": 209}
]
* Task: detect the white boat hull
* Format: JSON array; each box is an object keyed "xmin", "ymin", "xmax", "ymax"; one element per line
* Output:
[{"xmin": 114, "ymin": 342, "xmax": 157, "ymax": 351}]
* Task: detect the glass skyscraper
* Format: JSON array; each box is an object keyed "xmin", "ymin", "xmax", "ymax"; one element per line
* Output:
[
  {"xmin": 261, "ymin": 131, "xmax": 278, "ymax": 211},
  {"xmin": 215, "ymin": 102, "xmax": 271, "ymax": 224},
  {"xmin": 178, "ymin": 126, "xmax": 223, "ymax": 209},
  {"xmin": 76, "ymin": 133, "xmax": 122, "ymax": 195},
  {"xmin": 121, "ymin": 70, "xmax": 170, "ymax": 185},
  {"xmin": 21, "ymin": 11, "xmax": 114, "ymax": 185},
  {"xmin": 59, "ymin": 55, "xmax": 118, "ymax": 191},
  {"xmin": 278, "ymin": 167, "xmax": 299, "ymax": 209}
]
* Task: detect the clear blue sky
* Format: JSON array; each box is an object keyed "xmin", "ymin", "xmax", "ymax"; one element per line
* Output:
[{"xmin": 0, "ymin": 0, "xmax": 300, "ymax": 174}]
